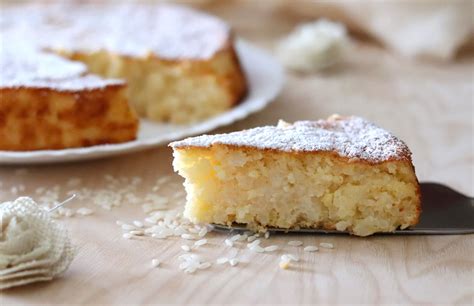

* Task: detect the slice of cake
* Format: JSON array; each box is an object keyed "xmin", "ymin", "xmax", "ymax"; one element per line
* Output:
[
  {"xmin": 170, "ymin": 115, "xmax": 421, "ymax": 236},
  {"xmin": 0, "ymin": 48, "xmax": 139, "ymax": 151}
]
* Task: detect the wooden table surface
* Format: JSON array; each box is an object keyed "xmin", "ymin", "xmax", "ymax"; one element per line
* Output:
[{"xmin": 1, "ymin": 3, "xmax": 473, "ymax": 305}]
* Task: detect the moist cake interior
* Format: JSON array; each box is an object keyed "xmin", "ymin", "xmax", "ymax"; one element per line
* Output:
[{"xmin": 171, "ymin": 116, "xmax": 421, "ymax": 236}]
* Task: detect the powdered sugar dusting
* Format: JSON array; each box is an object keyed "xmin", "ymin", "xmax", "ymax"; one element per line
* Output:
[
  {"xmin": 170, "ymin": 116, "xmax": 412, "ymax": 163},
  {"xmin": 1, "ymin": 4, "xmax": 229, "ymax": 60},
  {"xmin": 0, "ymin": 3, "xmax": 230, "ymax": 91},
  {"xmin": 0, "ymin": 42, "xmax": 124, "ymax": 91}
]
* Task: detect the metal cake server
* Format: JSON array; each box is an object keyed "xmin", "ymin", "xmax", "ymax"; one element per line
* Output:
[{"xmin": 213, "ymin": 182, "xmax": 474, "ymax": 235}]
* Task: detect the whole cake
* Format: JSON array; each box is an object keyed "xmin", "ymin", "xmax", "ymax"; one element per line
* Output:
[
  {"xmin": 0, "ymin": 4, "xmax": 247, "ymax": 150},
  {"xmin": 171, "ymin": 115, "xmax": 421, "ymax": 236}
]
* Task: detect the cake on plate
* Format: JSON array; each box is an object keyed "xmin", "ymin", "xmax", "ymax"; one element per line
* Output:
[
  {"xmin": 0, "ymin": 3, "xmax": 247, "ymax": 150},
  {"xmin": 170, "ymin": 115, "xmax": 421, "ymax": 236},
  {"xmin": 0, "ymin": 47, "xmax": 138, "ymax": 151}
]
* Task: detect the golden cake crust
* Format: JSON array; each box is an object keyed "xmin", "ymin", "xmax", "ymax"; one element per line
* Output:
[
  {"xmin": 0, "ymin": 84, "xmax": 138, "ymax": 151},
  {"xmin": 0, "ymin": 44, "xmax": 139, "ymax": 151}
]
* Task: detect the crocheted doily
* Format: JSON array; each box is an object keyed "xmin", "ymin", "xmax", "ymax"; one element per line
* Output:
[{"xmin": 0, "ymin": 197, "xmax": 74, "ymax": 290}]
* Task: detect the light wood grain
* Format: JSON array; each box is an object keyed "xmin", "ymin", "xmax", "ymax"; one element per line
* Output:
[{"xmin": 1, "ymin": 3, "xmax": 473, "ymax": 305}]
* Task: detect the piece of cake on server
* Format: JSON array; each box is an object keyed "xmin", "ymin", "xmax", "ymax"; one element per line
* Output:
[{"xmin": 171, "ymin": 115, "xmax": 421, "ymax": 237}]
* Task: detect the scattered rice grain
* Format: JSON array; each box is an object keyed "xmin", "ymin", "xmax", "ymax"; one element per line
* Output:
[
  {"xmin": 216, "ymin": 257, "xmax": 228, "ymax": 264},
  {"xmin": 198, "ymin": 228, "xmax": 208, "ymax": 237},
  {"xmin": 281, "ymin": 254, "xmax": 299, "ymax": 262},
  {"xmin": 250, "ymin": 245, "xmax": 265, "ymax": 253},
  {"xmin": 230, "ymin": 234, "xmax": 242, "ymax": 242},
  {"xmin": 194, "ymin": 239, "xmax": 207, "ymax": 247},
  {"xmin": 288, "ymin": 240, "xmax": 303, "ymax": 247},
  {"xmin": 144, "ymin": 217, "xmax": 158, "ymax": 224},
  {"xmin": 264, "ymin": 245, "xmax": 279, "ymax": 252},
  {"xmin": 76, "ymin": 207, "xmax": 94, "ymax": 216},
  {"xmin": 181, "ymin": 234, "xmax": 195, "ymax": 240},
  {"xmin": 247, "ymin": 239, "xmax": 261, "ymax": 249},
  {"xmin": 151, "ymin": 233, "xmax": 167, "ymax": 239},
  {"xmin": 304, "ymin": 246, "xmax": 319, "ymax": 252},
  {"xmin": 319, "ymin": 242, "xmax": 334, "ymax": 249},
  {"xmin": 151, "ymin": 259, "xmax": 160, "ymax": 268},
  {"xmin": 188, "ymin": 227, "xmax": 199, "ymax": 234},
  {"xmin": 133, "ymin": 221, "xmax": 144, "ymax": 228},
  {"xmin": 237, "ymin": 234, "xmax": 248, "ymax": 241},
  {"xmin": 224, "ymin": 239, "xmax": 234, "ymax": 247}
]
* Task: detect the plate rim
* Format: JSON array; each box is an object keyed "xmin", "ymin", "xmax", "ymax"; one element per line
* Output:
[{"xmin": 0, "ymin": 39, "xmax": 285, "ymax": 165}]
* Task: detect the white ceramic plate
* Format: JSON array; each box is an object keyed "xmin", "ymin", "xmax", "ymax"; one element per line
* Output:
[{"xmin": 0, "ymin": 40, "xmax": 284, "ymax": 165}]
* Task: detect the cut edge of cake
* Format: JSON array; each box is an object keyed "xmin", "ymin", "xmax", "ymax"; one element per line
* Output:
[{"xmin": 60, "ymin": 31, "xmax": 247, "ymax": 124}]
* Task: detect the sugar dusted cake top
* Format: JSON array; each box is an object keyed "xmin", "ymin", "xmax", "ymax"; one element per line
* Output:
[
  {"xmin": 170, "ymin": 115, "xmax": 412, "ymax": 163},
  {"xmin": 1, "ymin": 4, "xmax": 230, "ymax": 60},
  {"xmin": 0, "ymin": 3, "xmax": 230, "ymax": 91},
  {"xmin": 0, "ymin": 46, "xmax": 124, "ymax": 91}
]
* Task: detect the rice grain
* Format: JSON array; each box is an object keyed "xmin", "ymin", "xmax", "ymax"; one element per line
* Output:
[
  {"xmin": 304, "ymin": 246, "xmax": 319, "ymax": 252},
  {"xmin": 247, "ymin": 239, "xmax": 261, "ymax": 249},
  {"xmin": 181, "ymin": 234, "xmax": 195, "ymax": 240},
  {"xmin": 250, "ymin": 245, "xmax": 265, "ymax": 253},
  {"xmin": 320, "ymin": 242, "xmax": 334, "ymax": 249},
  {"xmin": 198, "ymin": 228, "xmax": 208, "ymax": 237},
  {"xmin": 216, "ymin": 257, "xmax": 228, "ymax": 264},
  {"xmin": 76, "ymin": 207, "xmax": 94, "ymax": 216},
  {"xmin": 151, "ymin": 259, "xmax": 160, "ymax": 267},
  {"xmin": 194, "ymin": 239, "xmax": 207, "ymax": 247},
  {"xmin": 281, "ymin": 254, "xmax": 299, "ymax": 262},
  {"xmin": 288, "ymin": 240, "xmax": 303, "ymax": 247},
  {"xmin": 224, "ymin": 239, "xmax": 234, "ymax": 247},
  {"xmin": 264, "ymin": 245, "xmax": 279, "ymax": 252},
  {"xmin": 230, "ymin": 234, "xmax": 242, "ymax": 242},
  {"xmin": 133, "ymin": 221, "xmax": 144, "ymax": 228},
  {"xmin": 247, "ymin": 236, "xmax": 257, "ymax": 242}
]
